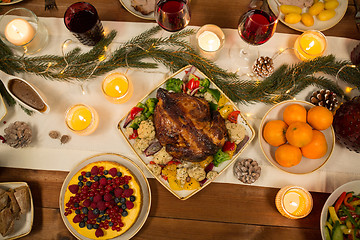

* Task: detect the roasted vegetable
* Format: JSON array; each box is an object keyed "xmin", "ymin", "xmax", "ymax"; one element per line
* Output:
[
  {"xmin": 166, "ymin": 78, "xmax": 183, "ymax": 93},
  {"xmin": 213, "ymin": 149, "xmax": 230, "ymax": 167}
]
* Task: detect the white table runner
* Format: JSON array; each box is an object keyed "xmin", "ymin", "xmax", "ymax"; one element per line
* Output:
[{"xmin": 1, "ymin": 17, "xmax": 360, "ymax": 194}]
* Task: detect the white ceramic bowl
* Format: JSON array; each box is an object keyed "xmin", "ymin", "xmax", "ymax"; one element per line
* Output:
[
  {"xmin": 320, "ymin": 180, "xmax": 360, "ymax": 240},
  {"xmin": 259, "ymin": 100, "xmax": 335, "ymax": 174}
]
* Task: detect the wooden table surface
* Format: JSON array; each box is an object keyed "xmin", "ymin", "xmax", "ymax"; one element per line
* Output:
[{"xmin": 0, "ymin": 0, "xmax": 358, "ymax": 239}]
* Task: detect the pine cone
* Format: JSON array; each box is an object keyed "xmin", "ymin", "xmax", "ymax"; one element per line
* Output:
[
  {"xmin": 309, "ymin": 89, "xmax": 338, "ymax": 111},
  {"xmin": 233, "ymin": 158, "xmax": 261, "ymax": 184},
  {"xmin": 4, "ymin": 121, "xmax": 32, "ymax": 148},
  {"xmin": 252, "ymin": 56, "xmax": 274, "ymax": 78}
]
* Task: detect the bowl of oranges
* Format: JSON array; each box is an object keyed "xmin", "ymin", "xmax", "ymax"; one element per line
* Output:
[{"xmin": 259, "ymin": 100, "xmax": 335, "ymax": 174}]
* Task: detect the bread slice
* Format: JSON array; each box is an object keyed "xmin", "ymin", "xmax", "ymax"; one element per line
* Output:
[
  {"xmin": 131, "ymin": 0, "xmax": 155, "ymax": 15},
  {"xmin": 14, "ymin": 186, "xmax": 30, "ymax": 214},
  {"xmin": 6, "ymin": 189, "xmax": 20, "ymax": 219},
  {"xmin": 0, "ymin": 207, "xmax": 15, "ymax": 237},
  {"xmin": 0, "ymin": 192, "xmax": 9, "ymax": 212}
]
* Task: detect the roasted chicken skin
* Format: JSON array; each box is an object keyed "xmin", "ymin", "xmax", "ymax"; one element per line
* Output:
[{"xmin": 154, "ymin": 88, "xmax": 228, "ymax": 162}]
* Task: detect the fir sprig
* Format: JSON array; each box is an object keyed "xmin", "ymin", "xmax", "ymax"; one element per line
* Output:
[{"xmin": 0, "ymin": 27, "xmax": 359, "ymax": 114}]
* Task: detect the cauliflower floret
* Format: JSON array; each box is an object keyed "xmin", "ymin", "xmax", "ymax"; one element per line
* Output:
[
  {"xmin": 134, "ymin": 138, "xmax": 151, "ymax": 152},
  {"xmin": 187, "ymin": 165, "xmax": 206, "ymax": 181},
  {"xmin": 206, "ymin": 170, "xmax": 218, "ymax": 181},
  {"xmin": 153, "ymin": 147, "xmax": 173, "ymax": 165},
  {"xmin": 176, "ymin": 166, "xmax": 189, "ymax": 186},
  {"xmin": 124, "ymin": 127, "xmax": 134, "ymax": 138},
  {"xmin": 147, "ymin": 163, "xmax": 162, "ymax": 176},
  {"xmin": 138, "ymin": 119, "xmax": 155, "ymax": 140},
  {"xmin": 203, "ymin": 91, "xmax": 217, "ymax": 104},
  {"xmin": 225, "ymin": 120, "xmax": 246, "ymax": 144}
]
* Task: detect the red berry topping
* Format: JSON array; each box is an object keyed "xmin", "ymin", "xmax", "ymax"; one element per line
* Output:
[
  {"xmin": 97, "ymin": 201, "xmax": 107, "ymax": 211},
  {"xmin": 83, "ymin": 199, "xmax": 91, "ymax": 207},
  {"xmin": 68, "ymin": 184, "xmax": 79, "ymax": 194},
  {"xmin": 93, "ymin": 194, "xmax": 102, "ymax": 203},
  {"xmin": 73, "ymin": 214, "xmax": 82, "ymax": 223},
  {"xmin": 90, "ymin": 202, "xmax": 97, "ymax": 209},
  {"xmin": 88, "ymin": 210, "xmax": 97, "ymax": 219},
  {"xmin": 99, "ymin": 178, "xmax": 107, "ymax": 186},
  {"xmin": 123, "ymin": 189, "xmax": 133, "ymax": 198},
  {"xmin": 95, "ymin": 228, "xmax": 104, "ymax": 238},
  {"xmin": 104, "ymin": 193, "xmax": 112, "ymax": 202},
  {"xmin": 126, "ymin": 201, "xmax": 134, "ymax": 210},
  {"xmin": 114, "ymin": 188, "xmax": 123, "ymax": 197},
  {"xmin": 109, "ymin": 168, "xmax": 118, "ymax": 177},
  {"xmin": 91, "ymin": 166, "xmax": 99, "ymax": 175}
]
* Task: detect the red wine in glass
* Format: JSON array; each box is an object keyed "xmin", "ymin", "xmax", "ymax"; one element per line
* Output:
[
  {"xmin": 238, "ymin": 9, "xmax": 278, "ymax": 46},
  {"xmin": 155, "ymin": 0, "xmax": 190, "ymax": 32}
]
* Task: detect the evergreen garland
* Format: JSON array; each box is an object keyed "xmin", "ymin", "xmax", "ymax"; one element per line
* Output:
[{"xmin": 0, "ymin": 26, "xmax": 359, "ymax": 113}]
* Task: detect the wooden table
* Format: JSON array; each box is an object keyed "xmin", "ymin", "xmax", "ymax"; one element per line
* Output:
[{"xmin": 0, "ymin": 0, "xmax": 358, "ymax": 239}]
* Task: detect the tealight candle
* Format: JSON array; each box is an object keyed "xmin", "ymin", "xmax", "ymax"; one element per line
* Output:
[
  {"xmin": 101, "ymin": 72, "xmax": 133, "ymax": 104},
  {"xmin": 294, "ymin": 30, "xmax": 327, "ymax": 61},
  {"xmin": 196, "ymin": 24, "xmax": 225, "ymax": 61},
  {"xmin": 275, "ymin": 186, "xmax": 313, "ymax": 219},
  {"xmin": 65, "ymin": 104, "xmax": 99, "ymax": 136},
  {"xmin": 5, "ymin": 19, "xmax": 35, "ymax": 46}
]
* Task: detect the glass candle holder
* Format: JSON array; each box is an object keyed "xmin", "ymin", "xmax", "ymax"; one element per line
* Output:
[
  {"xmin": 64, "ymin": 2, "xmax": 104, "ymax": 46},
  {"xmin": 101, "ymin": 72, "xmax": 133, "ymax": 104},
  {"xmin": 196, "ymin": 24, "xmax": 225, "ymax": 61},
  {"xmin": 0, "ymin": 8, "xmax": 48, "ymax": 55},
  {"xmin": 294, "ymin": 30, "xmax": 327, "ymax": 61},
  {"xmin": 275, "ymin": 186, "xmax": 313, "ymax": 219},
  {"xmin": 65, "ymin": 104, "xmax": 99, "ymax": 136}
]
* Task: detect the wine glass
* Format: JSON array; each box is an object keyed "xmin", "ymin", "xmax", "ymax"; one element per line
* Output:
[
  {"xmin": 155, "ymin": 0, "xmax": 190, "ymax": 32},
  {"xmin": 237, "ymin": 7, "xmax": 279, "ymax": 64}
]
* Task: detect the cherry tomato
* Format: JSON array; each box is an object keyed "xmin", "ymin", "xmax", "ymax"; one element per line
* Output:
[{"xmin": 228, "ymin": 111, "xmax": 240, "ymax": 123}]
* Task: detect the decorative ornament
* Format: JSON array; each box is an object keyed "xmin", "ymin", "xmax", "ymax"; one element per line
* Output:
[
  {"xmin": 309, "ymin": 89, "xmax": 338, "ymax": 111},
  {"xmin": 333, "ymin": 96, "xmax": 360, "ymax": 153},
  {"xmin": 252, "ymin": 56, "xmax": 274, "ymax": 78},
  {"xmin": 4, "ymin": 121, "xmax": 32, "ymax": 148},
  {"xmin": 233, "ymin": 158, "xmax": 261, "ymax": 184},
  {"xmin": 60, "ymin": 135, "xmax": 71, "ymax": 144},
  {"xmin": 49, "ymin": 130, "xmax": 60, "ymax": 139}
]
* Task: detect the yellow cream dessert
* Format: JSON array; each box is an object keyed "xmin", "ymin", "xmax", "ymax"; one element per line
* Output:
[{"xmin": 64, "ymin": 161, "xmax": 142, "ymax": 239}]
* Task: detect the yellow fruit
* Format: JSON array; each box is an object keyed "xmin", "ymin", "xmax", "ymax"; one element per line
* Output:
[
  {"xmin": 325, "ymin": 0, "xmax": 339, "ymax": 10},
  {"xmin": 284, "ymin": 13, "xmax": 301, "ymax": 24},
  {"xmin": 309, "ymin": 2, "xmax": 325, "ymax": 16},
  {"xmin": 317, "ymin": 9, "xmax": 336, "ymax": 21},
  {"xmin": 280, "ymin": 5, "xmax": 302, "ymax": 15},
  {"xmin": 301, "ymin": 13, "xmax": 314, "ymax": 27}
]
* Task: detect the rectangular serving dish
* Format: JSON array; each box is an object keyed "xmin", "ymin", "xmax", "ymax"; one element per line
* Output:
[
  {"xmin": 117, "ymin": 65, "xmax": 255, "ymax": 200},
  {"xmin": 0, "ymin": 182, "xmax": 33, "ymax": 240}
]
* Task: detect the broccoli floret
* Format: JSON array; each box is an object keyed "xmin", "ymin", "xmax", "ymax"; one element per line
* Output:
[
  {"xmin": 198, "ymin": 78, "xmax": 210, "ymax": 93},
  {"xmin": 166, "ymin": 78, "xmax": 183, "ymax": 93},
  {"xmin": 213, "ymin": 149, "xmax": 230, "ymax": 167},
  {"xmin": 145, "ymin": 98, "xmax": 158, "ymax": 114}
]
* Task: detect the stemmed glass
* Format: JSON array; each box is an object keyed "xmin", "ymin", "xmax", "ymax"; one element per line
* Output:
[
  {"xmin": 155, "ymin": 0, "xmax": 190, "ymax": 32},
  {"xmin": 237, "ymin": 6, "xmax": 279, "ymax": 64}
]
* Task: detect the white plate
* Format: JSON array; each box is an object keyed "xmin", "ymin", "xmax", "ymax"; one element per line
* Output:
[
  {"xmin": 118, "ymin": 65, "xmax": 255, "ymax": 200},
  {"xmin": 118, "ymin": 0, "xmax": 155, "ymax": 20},
  {"xmin": 0, "ymin": 95, "xmax": 7, "ymax": 121},
  {"xmin": 320, "ymin": 180, "xmax": 360, "ymax": 240},
  {"xmin": 59, "ymin": 153, "xmax": 151, "ymax": 240},
  {"xmin": 268, "ymin": 0, "xmax": 348, "ymax": 32},
  {"xmin": 0, "ymin": 182, "xmax": 34, "ymax": 240},
  {"xmin": 259, "ymin": 100, "xmax": 335, "ymax": 174},
  {"xmin": 0, "ymin": 0, "xmax": 23, "ymax": 5}
]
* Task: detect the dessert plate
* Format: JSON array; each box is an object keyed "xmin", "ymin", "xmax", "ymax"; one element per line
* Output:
[
  {"xmin": 118, "ymin": 65, "xmax": 255, "ymax": 200},
  {"xmin": 259, "ymin": 100, "xmax": 335, "ymax": 174},
  {"xmin": 268, "ymin": 0, "xmax": 348, "ymax": 32},
  {"xmin": 118, "ymin": 0, "xmax": 155, "ymax": 20},
  {"xmin": 59, "ymin": 153, "xmax": 151, "ymax": 240},
  {"xmin": 0, "ymin": 182, "xmax": 33, "ymax": 240}
]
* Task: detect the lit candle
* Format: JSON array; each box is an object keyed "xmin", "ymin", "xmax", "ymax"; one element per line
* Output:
[
  {"xmin": 275, "ymin": 186, "xmax": 313, "ymax": 219},
  {"xmin": 198, "ymin": 31, "xmax": 221, "ymax": 52},
  {"xmin": 101, "ymin": 72, "xmax": 133, "ymax": 104},
  {"xmin": 65, "ymin": 104, "xmax": 99, "ymax": 136},
  {"xmin": 294, "ymin": 30, "xmax": 327, "ymax": 61},
  {"xmin": 5, "ymin": 19, "xmax": 35, "ymax": 46},
  {"xmin": 196, "ymin": 24, "xmax": 225, "ymax": 61}
]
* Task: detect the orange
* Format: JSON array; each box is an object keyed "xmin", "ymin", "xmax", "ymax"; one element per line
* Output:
[
  {"xmin": 263, "ymin": 120, "xmax": 288, "ymax": 147},
  {"xmin": 286, "ymin": 122, "xmax": 313, "ymax": 147},
  {"xmin": 301, "ymin": 130, "xmax": 328, "ymax": 159},
  {"xmin": 283, "ymin": 104, "xmax": 307, "ymax": 126},
  {"xmin": 307, "ymin": 106, "xmax": 333, "ymax": 130},
  {"xmin": 275, "ymin": 144, "xmax": 302, "ymax": 167}
]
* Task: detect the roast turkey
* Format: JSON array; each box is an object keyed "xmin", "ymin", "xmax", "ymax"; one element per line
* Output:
[{"xmin": 153, "ymin": 88, "xmax": 228, "ymax": 162}]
